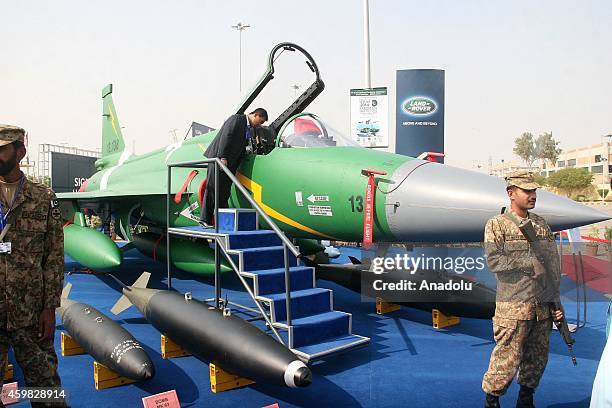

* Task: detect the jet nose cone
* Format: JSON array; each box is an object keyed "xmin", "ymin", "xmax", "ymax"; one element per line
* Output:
[
  {"xmin": 284, "ymin": 361, "xmax": 312, "ymax": 388},
  {"xmin": 384, "ymin": 160, "xmax": 610, "ymax": 242},
  {"xmin": 534, "ymin": 191, "xmax": 611, "ymax": 230}
]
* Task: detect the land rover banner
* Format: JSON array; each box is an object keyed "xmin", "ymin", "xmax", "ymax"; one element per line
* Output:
[
  {"xmin": 395, "ymin": 69, "xmax": 445, "ymax": 162},
  {"xmin": 350, "ymin": 87, "xmax": 389, "ymax": 148}
]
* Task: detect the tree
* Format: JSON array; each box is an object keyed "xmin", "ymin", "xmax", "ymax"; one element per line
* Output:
[
  {"xmin": 535, "ymin": 132, "xmax": 562, "ymax": 167},
  {"xmin": 514, "ymin": 132, "xmax": 537, "ymax": 167},
  {"xmin": 533, "ymin": 173, "xmax": 547, "ymax": 187},
  {"xmin": 547, "ymin": 168, "xmax": 593, "ymax": 199}
]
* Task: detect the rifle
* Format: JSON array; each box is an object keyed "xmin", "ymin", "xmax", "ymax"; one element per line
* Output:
[{"xmin": 512, "ymin": 215, "xmax": 578, "ymax": 366}]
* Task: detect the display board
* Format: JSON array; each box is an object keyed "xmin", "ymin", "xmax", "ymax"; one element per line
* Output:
[
  {"xmin": 50, "ymin": 152, "xmax": 98, "ymax": 192},
  {"xmin": 350, "ymin": 87, "xmax": 388, "ymax": 148},
  {"xmin": 395, "ymin": 69, "xmax": 445, "ymax": 161}
]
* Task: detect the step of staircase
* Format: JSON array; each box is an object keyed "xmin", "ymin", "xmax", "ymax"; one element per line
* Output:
[
  {"xmin": 241, "ymin": 266, "xmax": 315, "ymax": 296},
  {"xmin": 259, "ymin": 288, "xmax": 333, "ymax": 322},
  {"xmin": 229, "ymin": 245, "xmax": 299, "ymax": 271},
  {"xmin": 276, "ymin": 311, "xmax": 352, "ymax": 348}
]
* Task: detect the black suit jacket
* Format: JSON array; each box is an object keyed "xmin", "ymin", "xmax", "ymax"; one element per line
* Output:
[{"xmin": 204, "ymin": 114, "xmax": 248, "ymax": 172}]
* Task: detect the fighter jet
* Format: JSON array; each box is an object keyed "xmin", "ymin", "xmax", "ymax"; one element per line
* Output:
[{"xmin": 57, "ymin": 42, "xmax": 610, "ymax": 275}]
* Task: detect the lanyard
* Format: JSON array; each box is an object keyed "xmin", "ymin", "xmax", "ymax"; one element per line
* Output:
[{"xmin": 0, "ymin": 175, "xmax": 25, "ymax": 232}]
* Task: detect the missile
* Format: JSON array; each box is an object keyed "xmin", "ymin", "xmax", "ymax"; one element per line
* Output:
[
  {"xmin": 58, "ymin": 283, "xmax": 154, "ymax": 380},
  {"xmin": 111, "ymin": 272, "xmax": 312, "ymax": 388},
  {"xmin": 63, "ymin": 223, "xmax": 122, "ymax": 270}
]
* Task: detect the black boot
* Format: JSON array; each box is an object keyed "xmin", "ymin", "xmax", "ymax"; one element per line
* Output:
[
  {"xmin": 485, "ymin": 393, "xmax": 500, "ymax": 408},
  {"xmin": 516, "ymin": 385, "xmax": 535, "ymax": 408}
]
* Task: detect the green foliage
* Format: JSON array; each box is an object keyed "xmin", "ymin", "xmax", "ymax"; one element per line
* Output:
[
  {"xmin": 514, "ymin": 132, "xmax": 536, "ymax": 167},
  {"xmin": 604, "ymin": 227, "xmax": 612, "ymax": 242},
  {"xmin": 513, "ymin": 131, "xmax": 562, "ymax": 168},
  {"xmin": 547, "ymin": 168, "xmax": 593, "ymax": 199},
  {"xmin": 535, "ymin": 132, "xmax": 562, "ymax": 165},
  {"xmin": 533, "ymin": 174, "xmax": 547, "ymax": 186}
]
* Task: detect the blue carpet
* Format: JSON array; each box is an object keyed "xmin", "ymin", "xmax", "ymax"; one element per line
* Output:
[{"xmin": 5, "ymin": 245, "xmax": 608, "ymax": 407}]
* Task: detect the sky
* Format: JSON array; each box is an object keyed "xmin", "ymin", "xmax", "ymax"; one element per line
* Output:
[{"xmin": 1, "ymin": 0, "xmax": 611, "ymax": 171}]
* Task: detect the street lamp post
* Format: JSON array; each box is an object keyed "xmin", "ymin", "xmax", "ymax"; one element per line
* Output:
[
  {"xmin": 362, "ymin": 0, "xmax": 371, "ymax": 89},
  {"xmin": 291, "ymin": 84, "xmax": 300, "ymax": 97},
  {"xmin": 232, "ymin": 22, "xmax": 251, "ymax": 93}
]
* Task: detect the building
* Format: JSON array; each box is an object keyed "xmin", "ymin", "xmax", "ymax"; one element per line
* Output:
[
  {"xmin": 542, "ymin": 140, "xmax": 611, "ymax": 193},
  {"xmin": 489, "ymin": 161, "xmax": 539, "ymax": 178}
]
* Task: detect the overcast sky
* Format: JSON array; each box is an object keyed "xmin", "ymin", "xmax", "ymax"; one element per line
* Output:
[{"xmin": 1, "ymin": 1, "xmax": 610, "ymax": 170}]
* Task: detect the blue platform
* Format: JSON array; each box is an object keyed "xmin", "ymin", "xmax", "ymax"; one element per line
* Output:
[{"xmin": 3, "ymin": 243, "xmax": 608, "ymax": 407}]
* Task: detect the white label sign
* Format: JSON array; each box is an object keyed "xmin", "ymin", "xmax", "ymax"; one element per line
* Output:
[
  {"xmin": 308, "ymin": 205, "xmax": 333, "ymax": 217},
  {"xmin": 307, "ymin": 194, "xmax": 329, "ymax": 203},
  {"xmin": 295, "ymin": 192, "xmax": 303, "ymax": 207}
]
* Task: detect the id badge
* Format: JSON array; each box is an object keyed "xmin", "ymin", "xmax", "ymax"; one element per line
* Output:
[{"xmin": 0, "ymin": 242, "xmax": 11, "ymax": 254}]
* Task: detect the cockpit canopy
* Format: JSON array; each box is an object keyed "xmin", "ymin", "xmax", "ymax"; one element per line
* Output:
[{"xmin": 278, "ymin": 113, "xmax": 361, "ymax": 148}]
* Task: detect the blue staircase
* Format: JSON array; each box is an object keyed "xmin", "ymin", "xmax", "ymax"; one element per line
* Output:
[{"xmin": 171, "ymin": 208, "xmax": 369, "ymax": 362}]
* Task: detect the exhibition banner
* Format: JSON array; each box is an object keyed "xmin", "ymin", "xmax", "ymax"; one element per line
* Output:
[
  {"xmin": 395, "ymin": 69, "xmax": 444, "ymax": 161},
  {"xmin": 350, "ymin": 87, "xmax": 389, "ymax": 148},
  {"xmin": 50, "ymin": 152, "xmax": 98, "ymax": 193},
  {"xmin": 191, "ymin": 121, "xmax": 215, "ymax": 137}
]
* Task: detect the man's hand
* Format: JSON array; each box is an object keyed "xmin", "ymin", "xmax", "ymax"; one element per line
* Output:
[
  {"xmin": 552, "ymin": 308, "xmax": 564, "ymax": 322},
  {"xmin": 220, "ymin": 158, "xmax": 228, "ymax": 167},
  {"xmin": 38, "ymin": 308, "xmax": 56, "ymax": 343}
]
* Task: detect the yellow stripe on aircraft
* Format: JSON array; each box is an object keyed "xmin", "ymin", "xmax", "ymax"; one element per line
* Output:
[
  {"xmin": 236, "ymin": 173, "xmax": 337, "ymax": 240},
  {"xmin": 109, "ymin": 104, "xmax": 119, "ymax": 136}
]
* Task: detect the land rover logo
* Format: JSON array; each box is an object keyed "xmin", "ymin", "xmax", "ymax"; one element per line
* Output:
[{"xmin": 402, "ymin": 97, "xmax": 437, "ymax": 115}]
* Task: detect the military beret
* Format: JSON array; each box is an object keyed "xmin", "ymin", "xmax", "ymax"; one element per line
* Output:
[
  {"xmin": 505, "ymin": 170, "xmax": 540, "ymax": 190},
  {"xmin": 0, "ymin": 124, "xmax": 25, "ymax": 147}
]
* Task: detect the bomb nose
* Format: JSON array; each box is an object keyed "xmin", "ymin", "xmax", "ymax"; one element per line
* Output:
[
  {"xmin": 293, "ymin": 366, "xmax": 312, "ymax": 387},
  {"xmin": 141, "ymin": 363, "xmax": 155, "ymax": 380},
  {"xmin": 284, "ymin": 361, "xmax": 312, "ymax": 388}
]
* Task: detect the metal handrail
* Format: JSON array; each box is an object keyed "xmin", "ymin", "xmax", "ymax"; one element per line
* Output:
[
  {"xmin": 170, "ymin": 158, "xmax": 300, "ymax": 257},
  {"xmin": 167, "ymin": 157, "xmax": 299, "ymax": 331},
  {"xmin": 213, "ymin": 236, "xmax": 285, "ymax": 344}
]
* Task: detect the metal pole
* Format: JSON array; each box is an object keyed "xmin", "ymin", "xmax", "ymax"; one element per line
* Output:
[
  {"xmin": 166, "ymin": 165, "xmax": 172, "ymax": 289},
  {"xmin": 284, "ymin": 244, "xmax": 292, "ymax": 328},
  {"xmin": 232, "ymin": 22, "xmax": 250, "ymax": 93},
  {"xmin": 239, "ymin": 29, "xmax": 242, "ymax": 92},
  {"xmin": 217, "ymin": 238, "xmax": 286, "ymax": 345},
  {"xmin": 214, "ymin": 162, "xmax": 221, "ymax": 309},
  {"xmin": 363, "ymin": 0, "xmax": 371, "ymax": 89}
]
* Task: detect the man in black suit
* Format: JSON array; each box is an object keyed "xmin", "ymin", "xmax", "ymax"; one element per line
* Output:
[{"xmin": 200, "ymin": 108, "xmax": 268, "ymax": 226}]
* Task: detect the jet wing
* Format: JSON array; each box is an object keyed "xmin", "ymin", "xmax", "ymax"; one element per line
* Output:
[{"xmin": 57, "ymin": 190, "xmax": 170, "ymax": 200}]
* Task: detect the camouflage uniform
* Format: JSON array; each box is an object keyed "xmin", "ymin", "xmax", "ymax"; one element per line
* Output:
[
  {"xmin": 0, "ymin": 125, "xmax": 65, "ymax": 406},
  {"xmin": 482, "ymin": 171, "xmax": 561, "ymax": 397}
]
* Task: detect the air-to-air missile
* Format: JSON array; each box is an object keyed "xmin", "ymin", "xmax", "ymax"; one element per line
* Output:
[
  {"xmin": 111, "ymin": 272, "xmax": 312, "ymax": 388},
  {"xmin": 58, "ymin": 282, "xmax": 154, "ymax": 381},
  {"xmin": 57, "ymin": 42, "xmax": 610, "ymax": 276}
]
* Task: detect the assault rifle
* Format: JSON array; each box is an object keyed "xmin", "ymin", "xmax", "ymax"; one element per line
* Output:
[{"xmin": 514, "ymin": 216, "xmax": 578, "ymax": 366}]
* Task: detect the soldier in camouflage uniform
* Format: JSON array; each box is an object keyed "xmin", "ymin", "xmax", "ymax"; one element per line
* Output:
[
  {"xmin": 0, "ymin": 125, "xmax": 66, "ymax": 407},
  {"xmin": 482, "ymin": 171, "xmax": 564, "ymax": 408}
]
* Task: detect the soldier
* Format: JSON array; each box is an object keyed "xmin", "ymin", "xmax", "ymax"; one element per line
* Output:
[
  {"xmin": 0, "ymin": 125, "xmax": 66, "ymax": 407},
  {"xmin": 482, "ymin": 171, "xmax": 564, "ymax": 408}
]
